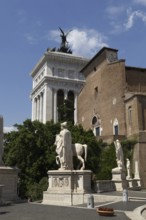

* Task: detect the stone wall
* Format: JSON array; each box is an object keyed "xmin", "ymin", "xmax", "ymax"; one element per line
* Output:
[
  {"xmin": 78, "ymin": 58, "xmax": 126, "ymax": 138},
  {"xmin": 126, "ymin": 67, "xmax": 146, "ymax": 93},
  {"xmin": 133, "ymin": 131, "xmax": 146, "ymax": 188}
]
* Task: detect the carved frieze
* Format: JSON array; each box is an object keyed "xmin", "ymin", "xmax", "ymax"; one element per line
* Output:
[{"xmin": 52, "ymin": 177, "xmax": 69, "ymax": 188}]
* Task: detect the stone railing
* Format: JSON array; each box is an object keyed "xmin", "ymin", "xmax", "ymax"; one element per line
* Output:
[{"xmin": 94, "ymin": 180, "xmax": 116, "ymax": 193}]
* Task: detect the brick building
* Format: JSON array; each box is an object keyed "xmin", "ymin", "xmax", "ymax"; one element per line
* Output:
[{"xmin": 78, "ymin": 47, "xmax": 146, "ymax": 187}]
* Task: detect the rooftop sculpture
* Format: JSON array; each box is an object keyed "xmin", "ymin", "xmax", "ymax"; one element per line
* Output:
[
  {"xmin": 47, "ymin": 27, "xmax": 72, "ymax": 54},
  {"xmin": 58, "ymin": 27, "xmax": 72, "ymax": 54}
]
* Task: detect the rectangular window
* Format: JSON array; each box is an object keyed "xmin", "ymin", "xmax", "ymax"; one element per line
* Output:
[
  {"xmin": 114, "ymin": 125, "xmax": 118, "ymax": 135},
  {"xmin": 96, "ymin": 127, "xmax": 100, "ymax": 136},
  {"xmin": 128, "ymin": 107, "xmax": 132, "ymax": 125}
]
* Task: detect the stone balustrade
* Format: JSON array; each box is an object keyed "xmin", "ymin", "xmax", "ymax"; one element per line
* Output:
[{"xmin": 95, "ymin": 180, "xmax": 116, "ymax": 193}]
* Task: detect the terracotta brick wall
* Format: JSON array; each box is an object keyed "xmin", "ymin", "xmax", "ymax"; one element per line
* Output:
[
  {"xmin": 78, "ymin": 59, "xmax": 127, "ymax": 138},
  {"xmin": 126, "ymin": 68, "xmax": 146, "ymax": 92}
]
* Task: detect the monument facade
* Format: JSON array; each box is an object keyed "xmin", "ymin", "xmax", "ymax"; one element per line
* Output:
[{"xmin": 30, "ymin": 43, "xmax": 88, "ymax": 124}]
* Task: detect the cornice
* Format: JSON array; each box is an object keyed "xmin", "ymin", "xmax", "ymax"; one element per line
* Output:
[
  {"xmin": 30, "ymin": 76, "xmax": 85, "ymax": 97},
  {"xmin": 30, "ymin": 51, "xmax": 89, "ymax": 78}
]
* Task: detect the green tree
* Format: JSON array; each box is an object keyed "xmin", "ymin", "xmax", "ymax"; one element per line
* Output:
[
  {"xmin": 3, "ymin": 119, "xmax": 60, "ymax": 199},
  {"xmin": 96, "ymin": 144, "xmax": 116, "ymax": 180},
  {"xmin": 58, "ymin": 99, "xmax": 74, "ymax": 123}
]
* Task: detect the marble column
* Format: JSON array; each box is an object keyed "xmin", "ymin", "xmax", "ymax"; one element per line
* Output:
[
  {"xmin": 74, "ymin": 93, "xmax": 78, "ymax": 124},
  {"xmin": 34, "ymin": 98, "xmax": 37, "ymax": 121},
  {"xmin": 134, "ymin": 160, "xmax": 140, "ymax": 179},
  {"xmin": 33, "ymin": 98, "xmax": 37, "ymax": 121},
  {"xmin": 64, "ymin": 90, "xmax": 68, "ymax": 100},
  {"xmin": 43, "ymin": 84, "xmax": 47, "ymax": 123},
  {"xmin": 40, "ymin": 92, "xmax": 43, "ymax": 122},
  {"xmin": 31, "ymin": 98, "xmax": 34, "ymax": 121},
  {"xmin": 53, "ymin": 89, "xmax": 57, "ymax": 123},
  {"xmin": 37, "ymin": 95, "xmax": 40, "ymax": 120}
]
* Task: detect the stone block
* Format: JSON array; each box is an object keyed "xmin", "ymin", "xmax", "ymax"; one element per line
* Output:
[
  {"xmin": 0, "ymin": 166, "xmax": 19, "ymax": 201},
  {"xmin": 42, "ymin": 170, "xmax": 92, "ymax": 206},
  {"xmin": 112, "ymin": 169, "xmax": 127, "ymax": 191},
  {"xmin": 95, "ymin": 180, "xmax": 116, "ymax": 193}
]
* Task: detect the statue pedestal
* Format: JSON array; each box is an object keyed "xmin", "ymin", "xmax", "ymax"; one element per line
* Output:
[
  {"xmin": 112, "ymin": 168, "xmax": 127, "ymax": 191},
  {"xmin": 0, "ymin": 166, "xmax": 19, "ymax": 201},
  {"xmin": 42, "ymin": 170, "xmax": 92, "ymax": 206},
  {"xmin": 127, "ymin": 178, "xmax": 141, "ymax": 190}
]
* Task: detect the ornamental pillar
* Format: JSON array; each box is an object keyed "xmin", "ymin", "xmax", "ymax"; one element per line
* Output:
[
  {"xmin": 40, "ymin": 92, "xmax": 44, "ymax": 122},
  {"xmin": 37, "ymin": 95, "xmax": 40, "ymax": 120},
  {"xmin": 74, "ymin": 92, "xmax": 78, "ymax": 124},
  {"xmin": 54, "ymin": 89, "xmax": 57, "ymax": 123}
]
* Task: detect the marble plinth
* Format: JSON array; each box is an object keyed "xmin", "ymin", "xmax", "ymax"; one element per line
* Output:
[
  {"xmin": 0, "ymin": 166, "xmax": 19, "ymax": 200},
  {"xmin": 42, "ymin": 170, "xmax": 92, "ymax": 206},
  {"xmin": 127, "ymin": 178, "xmax": 141, "ymax": 190},
  {"xmin": 112, "ymin": 168, "xmax": 127, "ymax": 191}
]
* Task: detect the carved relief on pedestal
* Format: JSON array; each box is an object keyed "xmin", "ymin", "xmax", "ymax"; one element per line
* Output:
[{"xmin": 52, "ymin": 177, "xmax": 69, "ymax": 188}]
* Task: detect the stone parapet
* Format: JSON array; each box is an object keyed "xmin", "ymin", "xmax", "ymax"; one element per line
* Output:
[
  {"xmin": 0, "ymin": 166, "xmax": 19, "ymax": 201},
  {"xmin": 95, "ymin": 180, "xmax": 116, "ymax": 193}
]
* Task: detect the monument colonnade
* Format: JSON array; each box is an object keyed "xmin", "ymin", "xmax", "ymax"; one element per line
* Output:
[{"xmin": 31, "ymin": 84, "xmax": 78, "ymax": 124}]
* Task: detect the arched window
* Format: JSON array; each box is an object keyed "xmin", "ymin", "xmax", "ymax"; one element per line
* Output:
[
  {"xmin": 92, "ymin": 115, "xmax": 101, "ymax": 136},
  {"xmin": 92, "ymin": 116, "xmax": 97, "ymax": 125},
  {"xmin": 113, "ymin": 118, "xmax": 119, "ymax": 135},
  {"xmin": 68, "ymin": 91, "xmax": 74, "ymax": 102}
]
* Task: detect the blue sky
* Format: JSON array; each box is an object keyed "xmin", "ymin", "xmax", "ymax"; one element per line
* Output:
[{"xmin": 1, "ymin": 0, "xmax": 146, "ymax": 130}]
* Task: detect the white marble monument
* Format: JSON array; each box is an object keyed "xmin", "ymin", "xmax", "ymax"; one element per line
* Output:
[
  {"xmin": 30, "ymin": 50, "xmax": 89, "ymax": 124},
  {"xmin": 133, "ymin": 160, "xmax": 141, "ymax": 189},
  {"xmin": 55, "ymin": 122, "xmax": 73, "ymax": 170},
  {"xmin": 112, "ymin": 140, "xmax": 127, "ymax": 191},
  {"xmin": 43, "ymin": 122, "xmax": 92, "ymax": 206},
  {"xmin": 126, "ymin": 158, "xmax": 131, "ymax": 180},
  {"xmin": 125, "ymin": 159, "xmax": 141, "ymax": 190},
  {"xmin": 0, "ymin": 116, "xmax": 19, "ymax": 201}
]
